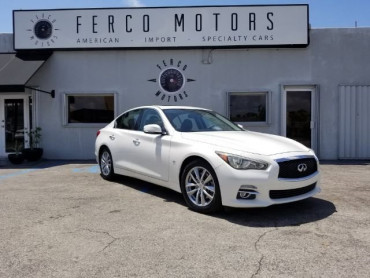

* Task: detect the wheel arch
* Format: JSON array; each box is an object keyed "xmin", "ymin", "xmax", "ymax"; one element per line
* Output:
[
  {"xmin": 179, "ymin": 155, "xmax": 215, "ymax": 184},
  {"xmin": 179, "ymin": 155, "xmax": 223, "ymax": 213},
  {"xmin": 98, "ymin": 144, "xmax": 110, "ymax": 157}
]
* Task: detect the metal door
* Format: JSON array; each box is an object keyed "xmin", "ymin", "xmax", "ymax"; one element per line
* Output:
[{"xmin": 339, "ymin": 85, "xmax": 370, "ymax": 159}]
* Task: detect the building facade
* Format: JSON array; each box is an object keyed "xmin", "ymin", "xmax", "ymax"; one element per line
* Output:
[{"xmin": 1, "ymin": 6, "xmax": 370, "ymax": 161}]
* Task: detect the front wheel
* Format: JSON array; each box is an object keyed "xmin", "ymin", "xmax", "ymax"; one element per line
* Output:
[
  {"xmin": 180, "ymin": 160, "xmax": 222, "ymax": 213},
  {"xmin": 99, "ymin": 148, "xmax": 115, "ymax": 180}
]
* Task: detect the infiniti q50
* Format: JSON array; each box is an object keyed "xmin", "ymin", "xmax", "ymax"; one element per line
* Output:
[{"xmin": 95, "ymin": 106, "xmax": 320, "ymax": 213}]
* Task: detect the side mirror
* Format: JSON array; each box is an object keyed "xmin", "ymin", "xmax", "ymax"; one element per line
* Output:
[{"xmin": 143, "ymin": 124, "xmax": 166, "ymax": 135}]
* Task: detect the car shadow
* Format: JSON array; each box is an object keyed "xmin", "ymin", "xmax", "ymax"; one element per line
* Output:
[
  {"xmin": 112, "ymin": 175, "xmax": 336, "ymax": 228},
  {"xmin": 112, "ymin": 175, "xmax": 186, "ymax": 206},
  {"xmin": 216, "ymin": 198, "xmax": 336, "ymax": 227}
]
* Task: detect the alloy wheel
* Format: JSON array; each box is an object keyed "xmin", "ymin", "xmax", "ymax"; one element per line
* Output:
[
  {"xmin": 185, "ymin": 166, "xmax": 216, "ymax": 207},
  {"xmin": 100, "ymin": 150, "xmax": 112, "ymax": 177}
]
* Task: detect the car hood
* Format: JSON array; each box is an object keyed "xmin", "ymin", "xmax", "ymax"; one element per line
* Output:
[{"xmin": 181, "ymin": 131, "xmax": 310, "ymax": 156}]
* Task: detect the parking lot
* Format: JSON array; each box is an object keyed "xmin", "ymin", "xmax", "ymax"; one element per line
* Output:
[{"xmin": 0, "ymin": 160, "xmax": 369, "ymax": 278}]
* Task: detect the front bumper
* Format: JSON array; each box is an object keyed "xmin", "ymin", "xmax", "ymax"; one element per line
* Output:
[{"xmin": 216, "ymin": 154, "xmax": 321, "ymax": 208}]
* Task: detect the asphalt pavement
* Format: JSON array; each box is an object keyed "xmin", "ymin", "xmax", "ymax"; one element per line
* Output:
[{"xmin": 0, "ymin": 160, "xmax": 369, "ymax": 277}]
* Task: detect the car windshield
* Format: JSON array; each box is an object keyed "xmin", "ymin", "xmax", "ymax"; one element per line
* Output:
[{"xmin": 163, "ymin": 109, "xmax": 243, "ymax": 132}]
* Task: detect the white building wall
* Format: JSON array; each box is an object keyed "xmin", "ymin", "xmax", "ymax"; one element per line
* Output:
[{"xmin": 27, "ymin": 28, "xmax": 370, "ymax": 160}]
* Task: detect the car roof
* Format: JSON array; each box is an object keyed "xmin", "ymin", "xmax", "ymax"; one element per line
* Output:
[
  {"xmin": 128, "ymin": 105, "xmax": 210, "ymax": 111},
  {"xmin": 156, "ymin": 105, "xmax": 210, "ymax": 111}
]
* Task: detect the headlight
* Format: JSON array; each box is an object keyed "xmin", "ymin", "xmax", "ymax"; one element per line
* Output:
[{"xmin": 216, "ymin": 152, "xmax": 269, "ymax": 170}]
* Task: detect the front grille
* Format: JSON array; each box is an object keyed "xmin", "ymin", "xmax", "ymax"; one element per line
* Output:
[
  {"xmin": 278, "ymin": 157, "xmax": 318, "ymax": 179},
  {"xmin": 270, "ymin": 183, "xmax": 316, "ymax": 199}
]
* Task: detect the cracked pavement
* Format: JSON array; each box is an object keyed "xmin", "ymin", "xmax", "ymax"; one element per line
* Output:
[{"xmin": 0, "ymin": 160, "xmax": 369, "ymax": 277}]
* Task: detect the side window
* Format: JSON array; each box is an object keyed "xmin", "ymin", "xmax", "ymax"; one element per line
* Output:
[
  {"xmin": 139, "ymin": 109, "xmax": 164, "ymax": 131},
  {"xmin": 115, "ymin": 109, "xmax": 141, "ymax": 130}
]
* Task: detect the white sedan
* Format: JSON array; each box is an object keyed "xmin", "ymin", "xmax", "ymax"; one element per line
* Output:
[{"xmin": 95, "ymin": 106, "xmax": 320, "ymax": 213}]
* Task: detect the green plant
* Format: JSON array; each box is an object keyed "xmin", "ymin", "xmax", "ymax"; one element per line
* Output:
[
  {"xmin": 26, "ymin": 127, "xmax": 42, "ymax": 149},
  {"xmin": 13, "ymin": 140, "xmax": 23, "ymax": 155}
]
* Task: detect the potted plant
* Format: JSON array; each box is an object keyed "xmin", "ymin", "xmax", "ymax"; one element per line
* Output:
[
  {"xmin": 22, "ymin": 127, "xmax": 43, "ymax": 161},
  {"xmin": 8, "ymin": 140, "xmax": 25, "ymax": 164}
]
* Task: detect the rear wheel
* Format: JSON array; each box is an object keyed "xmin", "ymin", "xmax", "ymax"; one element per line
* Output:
[
  {"xmin": 99, "ymin": 148, "xmax": 115, "ymax": 180},
  {"xmin": 180, "ymin": 160, "xmax": 222, "ymax": 213}
]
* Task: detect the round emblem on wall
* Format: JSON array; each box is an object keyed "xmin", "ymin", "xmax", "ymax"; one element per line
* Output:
[
  {"xmin": 27, "ymin": 14, "xmax": 59, "ymax": 47},
  {"xmin": 34, "ymin": 20, "xmax": 53, "ymax": 40},
  {"xmin": 160, "ymin": 68, "xmax": 184, "ymax": 93},
  {"xmin": 148, "ymin": 59, "xmax": 196, "ymax": 102}
]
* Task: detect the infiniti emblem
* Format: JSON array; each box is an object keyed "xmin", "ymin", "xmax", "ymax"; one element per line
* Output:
[{"xmin": 297, "ymin": 163, "xmax": 308, "ymax": 172}]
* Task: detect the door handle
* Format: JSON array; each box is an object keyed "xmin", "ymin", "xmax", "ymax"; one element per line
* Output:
[
  {"xmin": 133, "ymin": 139, "xmax": 140, "ymax": 146},
  {"xmin": 109, "ymin": 135, "xmax": 115, "ymax": 140}
]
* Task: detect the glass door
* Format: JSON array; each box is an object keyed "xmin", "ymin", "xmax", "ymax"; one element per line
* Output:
[
  {"xmin": 282, "ymin": 86, "xmax": 318, "ymax": 152},
  {"xmin": 286, "ymin": 91, "xmax": 312, "ymax": 147},
  {"xmin": 0, "ymin": 96, "xmax": 29, "ymax": 156}
]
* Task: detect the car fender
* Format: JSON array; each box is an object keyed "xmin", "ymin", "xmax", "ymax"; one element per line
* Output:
[{"xmin": 167, "ymin": 138, "xmax": 224, "ymax": 192}]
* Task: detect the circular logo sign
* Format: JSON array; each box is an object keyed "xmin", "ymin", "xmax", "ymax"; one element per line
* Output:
[
  {"xmin": 27, "ymin": 14, "xmax": 59, "ymax": 47},
  {"xmin": 160, "ymin": 68, "xmax": 184, "ymax": 93},
  {"xmin": 34, "ymin": 20, "xmax": 53, "ymax": 40},
  {"xmin": 148, "ymin": 59, "xmax": 196, "ymax": 102}
]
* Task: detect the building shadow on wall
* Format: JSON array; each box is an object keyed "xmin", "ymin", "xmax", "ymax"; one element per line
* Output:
[{"xmin": 0, "ymin": 159, "xmax": 96, "ymax": 169}]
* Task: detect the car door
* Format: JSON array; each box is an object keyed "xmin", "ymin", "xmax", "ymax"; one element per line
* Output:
[
  {"xmin": 110, "ymin": 108, "xmax": 171, "ymax": 181},
  {"xmin": 130, "ymin": 108, "xmax": 171, "ymax": 181},
  {"xmin": 108, "ymin": 108, "xmax": 142, "ymax": 172}
]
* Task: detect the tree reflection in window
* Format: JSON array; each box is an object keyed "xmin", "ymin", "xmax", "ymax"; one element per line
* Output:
[
  {"xmin": 229, "ymin": 93, "xmax": 267, "ymax": 122},
  {"xmin": 68, "ymin": 95, "xmax": 114, "ymax": 123}
]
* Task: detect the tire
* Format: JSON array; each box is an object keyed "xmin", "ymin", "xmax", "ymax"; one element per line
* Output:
[
  {"xmin": 99, "ymin": 148, "xmax": 115, "ymax": 180},
  {"xmin": 180, "ymin": 160, "xmax": 222, "ymax": 213}
]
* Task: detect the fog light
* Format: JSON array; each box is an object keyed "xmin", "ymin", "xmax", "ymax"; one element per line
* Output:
[
  {"xmin": 237, "ymin": 188, "xmax": 258, "ymax": 200},
  {"xmin": 239, "ymin": 191, "xmax": 251, "ymax": 198}
]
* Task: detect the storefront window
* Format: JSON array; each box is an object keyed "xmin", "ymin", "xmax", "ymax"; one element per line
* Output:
[
  {"xmin": 67, "ymin": 95, "xmax": 114, "ymax": 124},
  {"xmin": 229, "ymin": 92, "xmax": 268, "ymax": 123}
]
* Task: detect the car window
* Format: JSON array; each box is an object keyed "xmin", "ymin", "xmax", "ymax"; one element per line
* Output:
[
  {"xmin": 115, "ymin": 109, "xmax": 142, "ymax": 130},
  {"xmin": 168, "ymin": 113, "xmax": 195, "ymax": 131},
  {"xmin": 163, "ymin": 109, "xmax": 243, "ymax": 132},
  {"xmin": 139, "ymin": 109, "xmax": 164, "ymax": 131}
]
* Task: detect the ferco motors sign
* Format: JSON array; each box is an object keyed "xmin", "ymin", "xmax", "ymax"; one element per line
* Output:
[{"xmin": 13, "ymin": 5, "xmax": 309, "ymax": 50}]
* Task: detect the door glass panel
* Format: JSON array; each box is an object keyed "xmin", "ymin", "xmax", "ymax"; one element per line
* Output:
[
  {"xmin": 286, "ymin": 91, "xmax": 311, "ymax": 148},
  {"xmin": 5, "ymin": 99, "xmax": 24, "ymax": 153}
]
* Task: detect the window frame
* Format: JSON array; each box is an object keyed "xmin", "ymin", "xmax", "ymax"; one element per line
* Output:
[
  {"xmin": 227, "ymin": 91, "xmax": 271, "ymax": 127},
  {"xmin": 63, "ymin": 92, "xmax": 117, "ymax": 127}
]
